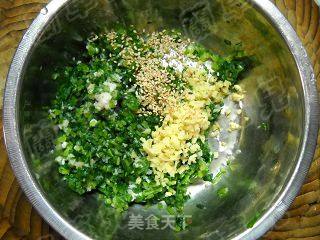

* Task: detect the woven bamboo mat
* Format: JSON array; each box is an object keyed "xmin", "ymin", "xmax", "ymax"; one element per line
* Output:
[{"xmin": 0, "ymin": 0, "xmax": 319, "ymax": 239}]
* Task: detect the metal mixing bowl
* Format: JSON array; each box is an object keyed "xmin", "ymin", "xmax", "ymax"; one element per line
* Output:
[{"xmin": 3, "ymin": 0, "xmax": 319, "ymax": 239}]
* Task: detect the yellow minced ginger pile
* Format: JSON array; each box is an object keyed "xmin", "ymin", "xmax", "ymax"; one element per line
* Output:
[{"xmin": 142, "ymin": 67, "xmax": 233, "ymax": 185}]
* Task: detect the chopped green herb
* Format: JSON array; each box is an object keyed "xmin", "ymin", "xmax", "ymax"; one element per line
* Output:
[
  {"xmin": 217, "ymin": 187, "xmax": 229, "ymax": 199},
  {"xmin": 49, "ymin": 26, "xmax": 249, "ymax": 230},
  {"xmin": 258, "ymin": 122, "xmax": 269, "ymax": 131}
]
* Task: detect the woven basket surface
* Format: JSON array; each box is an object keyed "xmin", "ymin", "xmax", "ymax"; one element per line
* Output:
[{"xmin": 0, "ymin": 0, "xmax": 319, "ymax": 239}]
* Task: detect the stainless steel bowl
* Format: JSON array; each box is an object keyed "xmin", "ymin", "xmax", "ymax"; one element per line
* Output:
[{"xmin": 3, "ymin": 0, "xmax": 319, "ymax": 239}]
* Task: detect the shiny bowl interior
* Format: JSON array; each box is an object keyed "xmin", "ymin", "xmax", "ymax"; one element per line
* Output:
[{"xmin": 3, "ymin": 0, "xmax": 319, "ymax": 240}]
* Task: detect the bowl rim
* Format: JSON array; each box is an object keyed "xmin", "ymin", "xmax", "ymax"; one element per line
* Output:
[{"xmin": 3, "ymin": 0, "xmax": 319, "ymax": 239}]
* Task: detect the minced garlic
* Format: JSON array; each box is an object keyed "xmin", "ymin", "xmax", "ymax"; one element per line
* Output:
[
  {"xmin": 142, "ymin": 67, "xmax": 232, "ymax": 185},
  {"xmin": 229, "ymin": 122, "xmax": 241, "ymax": 132}
]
